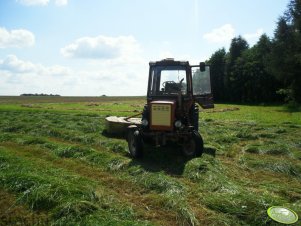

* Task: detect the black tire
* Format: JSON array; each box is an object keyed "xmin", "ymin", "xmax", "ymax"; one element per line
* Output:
[
  {"xmin": 127, "ymin": 129, "xmax": 143, "ymax": 158},
  {"xmin": 182, "ymin": 131, "xmax": 203, "ymax": 157}
]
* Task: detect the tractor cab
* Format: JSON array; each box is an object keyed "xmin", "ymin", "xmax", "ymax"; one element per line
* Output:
[
  {"xmin": 127, "ymin": 59, "xmax": 214, "ymax": 158},
  {"xmin": 148, "ymin": 61, "xmax": 189, "ymax": 96},
  {"xmin": 147, "ymin": 58, "xmax": 213, "ymax": 108}
]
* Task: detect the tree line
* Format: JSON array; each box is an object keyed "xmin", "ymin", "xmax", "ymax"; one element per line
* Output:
[
  {"xmin": 20, "ymin": 93, "xmax": 61, "ymax": 96},
  {"xmin": 208, "ymin": 0, "xmax": 301, "ymax": 104}
]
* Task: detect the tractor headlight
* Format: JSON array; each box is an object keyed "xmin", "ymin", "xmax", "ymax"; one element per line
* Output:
[
  {"xmin": 142, "ymin": 119, "xmax": 148, "ymax": 126},
  {"xmin": 174, "ymin": 120, "xmax": 182, "ymax": 128}
]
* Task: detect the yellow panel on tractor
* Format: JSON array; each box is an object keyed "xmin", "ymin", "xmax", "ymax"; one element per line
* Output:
[
  {"xmin": 151, "ymin": 104, "xmax": 171, "ymax": 126},
  {"xmin": 150, "ymin": 101, "xmax": 175, "ymax": 131}
]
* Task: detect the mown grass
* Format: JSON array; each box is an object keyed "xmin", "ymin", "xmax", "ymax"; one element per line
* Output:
[
  {"xmin": 0, "ymin": 146, "xmax": 147, "ymax": 226},
  {"xmin": 0, "ymin": 96, "xmax": 300, "ymax": 225}
]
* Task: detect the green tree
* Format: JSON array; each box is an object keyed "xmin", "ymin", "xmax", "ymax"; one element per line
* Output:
[
  {"xmin": 286, "ymin": 0, "xmax": 301, "ymax": 31},
  {"xmin": 270, "ymin": 12, "xmax": 301, "ymax": 102},
  {"xmin": 206, "ymin": 0, "xmax": 301, "ymax": 104},
  {"xmin": 208, "ymin": 48, "xmax": 226, "ymax": 101},
  {"xmin": 251, "ymin": 34, "xmax": 280, "ymax": 102},
  {"xmin": 225, "ymin": 36, "xmax": 249, "ymax": 101},
  {"xmin": 286, "ymin": 0, "xmax": 301, "ymax": 102},
  {"xmin": 232, "ymin": 34, "xmax": 279, "ymax": 102}
]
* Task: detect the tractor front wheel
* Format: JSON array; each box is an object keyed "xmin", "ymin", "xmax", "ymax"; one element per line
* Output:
[
  {"xmin": 127, "ymin": 129, "xmax": 143, "ymax": 158},
  {"xmin": 182, "ymin": 131, "xmax": 203, "ymax": 157}
]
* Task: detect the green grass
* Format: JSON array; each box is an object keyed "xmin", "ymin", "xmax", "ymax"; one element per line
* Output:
[
  {"xmin": 0, "ymin": 146, "xmax": 146, "ymax": 226},
  {"xmin": 0, "ymin": 96, "xmax": 300, "ymax": 225}
]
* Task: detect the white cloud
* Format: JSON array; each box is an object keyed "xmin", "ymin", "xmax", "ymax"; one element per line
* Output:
[
  {"xmin": 203, "ymin": 25, "xmax": 265, "ymax": 47},
  {"xmin": 0, "ymin": 55, "xmax": 36, "ymax": 73},
  {"xmin": 59, "ymin": 35, "xmax": 147, "ymax": 95},
  {"xmin": 0, "ymin": 54, "xmax": 148, "ymax": 96},
  {"xmin": 18, "ymin": 0, "xmax": 50, "ymax": 6},
  {"xmin": 0, "ymin": 55, "xmax": 76, "ymax": 95},
  {"xmin": 55, "ymin": 0, "xmax": 68, "ymax": 6},
  {"xmin": 203, "ymin": 24, "xmax": 235, "ymax": 44},
  {"xmin": 0, "ymin": 27, "xmax": 35, "ymax": 48},
  {"xmin": 61, "ymin": 35, "xmax": 141, "ymax": 60},
  {"xmin": 17, "ymin": 0, "xmax": 68, "ymax": 6},
  {"xmin": 0, "ymin": 55, "xmax": 71, "ymax": 76},
  {"xmin": 243, "ymin": 28, "xmax": 264, "ymax": 44},
  {"xmin": 157, "ymin": 50, "xmax": 204, "ymax": 64}
]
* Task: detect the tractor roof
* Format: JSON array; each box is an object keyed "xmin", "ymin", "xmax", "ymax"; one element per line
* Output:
[{"xmin": 149, "ymin": 58, "xmax": 190, "ymax": 67}]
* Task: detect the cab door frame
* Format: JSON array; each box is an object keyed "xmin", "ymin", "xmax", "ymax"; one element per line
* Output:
[{"xmin": 190, "ymin": 64, "xmax": 214, "ymax": 109}]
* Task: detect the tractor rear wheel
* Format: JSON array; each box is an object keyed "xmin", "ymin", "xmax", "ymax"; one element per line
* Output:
[
  {"xmin": 127, "ymin": 129, "xmax": 143, "ymax": 158},
  {"xmin": 182, "ymin": 131, "xmax": 203, "ymax": 157}
]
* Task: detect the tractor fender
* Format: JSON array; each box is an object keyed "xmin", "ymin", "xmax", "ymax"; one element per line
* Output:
[
  {"xmin": 128, "ymin": 125, "xmax": 138, "ymax": 130},
  {"xmin": 127, "ymin": 125, "xmax": 139, "ymax": 141}
]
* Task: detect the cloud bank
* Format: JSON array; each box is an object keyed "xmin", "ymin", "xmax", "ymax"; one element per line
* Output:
[
  {"xmin": 243, "ymin": 28, "xmax": 264, "ymax": 43},
  {"xmin": 61, "ymin": 35, "xmax": 140, "ymax": 60},
  {"xmin": 0, "ymin": 27, "xmax": 35, "ymax": 48},
  {"xmin": 0, "ymin": 54, "xmax": 148, "ymax": 96},
  {"xmin": 0, "ymin": 55, "xmax": 71, "ymax": 76},
  {"xmin": 203, "ymin": 24, "xmax": 264, "ymax": 47},
  {"xmin": 203, "ymin": 24, "xmax": 235, "ymax": 44}
]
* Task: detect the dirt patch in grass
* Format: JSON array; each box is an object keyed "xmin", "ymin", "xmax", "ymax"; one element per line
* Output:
[
  {"xmin": 86, "ymin": 102, "xmax": 102, "ymax": 106},
  {"xmin": 0, "ymin": 188, "xmax": 49, "ymax": 226},
  {"xmin": 205, "ymin": 107, "xmax": 240, "ymax": 113}
]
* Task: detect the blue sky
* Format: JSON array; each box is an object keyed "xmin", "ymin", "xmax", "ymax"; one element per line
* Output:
[{"xmin": 0, "ymin": 0, "xmax": 289, "ymax": 96}]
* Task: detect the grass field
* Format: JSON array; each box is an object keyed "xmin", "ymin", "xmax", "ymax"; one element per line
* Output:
[{"xmin": 0, "ymin": 96, "xmax": 300, "ymax": 226}]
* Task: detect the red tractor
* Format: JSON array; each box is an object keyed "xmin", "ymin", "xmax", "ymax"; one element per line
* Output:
[{"xmin": 127, "ymin": 58, "xmax": 214, "ymax": 158}]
